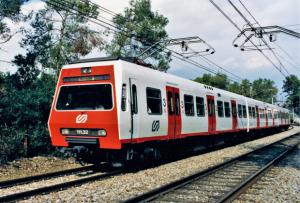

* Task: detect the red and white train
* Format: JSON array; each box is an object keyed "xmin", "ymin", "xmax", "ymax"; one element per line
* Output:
[{"xmin": 48, "ymin": 57, "xmax": 290, "ymax": 164}]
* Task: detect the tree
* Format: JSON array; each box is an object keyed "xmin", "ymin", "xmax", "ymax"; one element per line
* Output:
[
  {"xmin": 20, "ymin": 0, "xmax": 104, "ymax": 76},
  {"xmin": 228, "ymin": 82, "xmax": 241, "ymax": 94},
  {"xmin": 239, "ymin": 79, "xmax": 251, "ymax": 97},
  {"xmin": 252, "ymin": 78, "xmax": 278, "ymax": 103},
  {"xmin": 106, "ymin": 0, "xmax": 171, "ymax": 72},
  {"xmin": 283, "ymin": 75, "xmax": 300, "ymax": 110},
  {"xmin": 194, "ymin": 73, "xmax": 230, "ymax": 90},
  {"xmin": 0, "ymin": 0, "xmax": 28, "ymax": 45}
]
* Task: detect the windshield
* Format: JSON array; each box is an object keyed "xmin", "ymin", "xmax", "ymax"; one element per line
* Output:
[{"xmin": 56, "ymin": 84, "xmax": 113, "ymax": 110}]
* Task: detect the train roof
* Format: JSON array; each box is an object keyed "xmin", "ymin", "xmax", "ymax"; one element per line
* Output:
[{"xmin": 63, "ymin": 57, "xmax": 288, "ymax": 112}]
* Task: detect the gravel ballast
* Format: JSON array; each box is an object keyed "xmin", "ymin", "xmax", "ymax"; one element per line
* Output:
[
  {"xmin": 234, "ymin": 143, "xmax": 300, "ymax": 203},
  {"xmin": 13, "ymin": 127, "xmax": 300, "ymax": 202},
  {"xmin": 0, "ymin": 156, "xmax": 81, "ymax": 182}
]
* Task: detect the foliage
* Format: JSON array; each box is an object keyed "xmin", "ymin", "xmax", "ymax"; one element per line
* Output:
[
  {"xmin": 106, "ymin": 0, "xmax": 171, "ymax": 72},
  {"xmin": 194, "ymin": 73, "xmax": 230, "ymax": 90},
  {"xmin": 194, "ymin": 73, "xmax": 278, "ymax": 103},
  {"xmin": 283, "ymin": 75, "xmax": 300, "ymax": 110},
  {"xmin": 0, "ymin": 0, "xmax": 29, "ymax": 45},
  {"xmin": 252, "ymin": 79, "xmax": 278, "ymax": 104},
  {"xmin": 0, "ymin": 72, "xmax": 55, "ymax": 163},
  {"xmin": 20, "ymin": 0, "xmax": 104, "ymax": 76}
]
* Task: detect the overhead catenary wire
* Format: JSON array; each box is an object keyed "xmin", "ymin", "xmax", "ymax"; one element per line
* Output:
[
  {"xmin": 208, "ymin": 0, "xmax": 288, "ymax": 78},
  {"xmin": 226, "ymin": 0, "xmax": 289, "ymax": 77},
  {"xmin": 45, "ymin": 0, "xmax": 243, "ymax": 84},
  {"xmin": 237, "ymin": 0, "xmax": 291, "ymax": 76}
]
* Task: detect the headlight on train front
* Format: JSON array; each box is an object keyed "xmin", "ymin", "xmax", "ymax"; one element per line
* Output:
[
  {"xmin": 61, "ymin": 129, "xmax": 70, "ymax": 135},
  {"xmin": 97, "ymin": 129, "xmax": 107, "ymax": 136}
]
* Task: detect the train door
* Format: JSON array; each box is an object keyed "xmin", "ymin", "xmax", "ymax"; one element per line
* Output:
[
  {"xmin": 206, "ymin": 95, "xmax": 216, "ymax": 134},
  {"xmin": 129, "ymin": 78, "xmax": 140, "ymax": 142},
  {"xmin": 166, "ymin": 86, "xmax": 181, "ymax": 139},
  {"xmin": 256, "ymin": 106, "xmax": 260, "ymax": 128},
  {"xmin": 231, "ymin": 100, "xmax": 238, "ymax": 130}
]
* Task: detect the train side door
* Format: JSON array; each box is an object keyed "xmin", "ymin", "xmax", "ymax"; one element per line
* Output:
[
  {"xmin": 206, "ymin": 95, "xmax": 216, "ymax": 134},
  {"xmin": 231, "ymin": 100, "xmax": 238, "ymax": 130},
  {"xmin": 129, "ymin": 78, "xmax": 140, "ymax": 142},
  {"xmin": 256, "ymin": 106, "xmax": 260, "ymax": 128},
  {"xmin": 166, "ymin": 86, "xmax": 181, "ymax": 139}
]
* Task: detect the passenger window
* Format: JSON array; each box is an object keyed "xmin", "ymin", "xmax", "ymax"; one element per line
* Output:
[
  {"xmin": 217, "ymin": 101, "xmax": 224, "ymax": 117},
  {"xmin": 238, "ymin": 104, "xmax": 242, "ymax": 118},
  {"xmin": 248, "ymin": 107, "xmax": 252, "ymax": 118},
  {"xmin": 175, "ymin": 93, "xmax": 180, "ymax": 115},
  {"xmin": 132, "ymin": 85, "xmax": 138, "ymax": 114},
  {"xmin": 167, "ymin": 91, "xmax": 174, "ymax": 115},
  {"xmin": 232, "ymin": 104, "xmax": 237, "ymax": 117},
  {"xmin": 121, "ymin": 84, "xmax": 126, "ymax": 111},
  {"xmin": 184, "ymin": 94, "xmax": 194, "ymax": 116},
  {"xmin": 146, "ymin": 87, "xmax": 162, "ymax": 115},
  {"xmin": 242, "ymin": 105, "xmax": 247, "ymax": 118},
  {"xmin": 252, "ymin": 107, "xmax": 256, "ymax": 118},
  {"xmin": 196, "ymin": 97, "xmax": 205, "ymax": 117},
  {"xmin": 224, "ymin": 102, "xmax": 230, "ymax": 117}
]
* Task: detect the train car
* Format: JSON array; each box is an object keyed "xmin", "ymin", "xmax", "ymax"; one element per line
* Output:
[{"xmin": 48, "ymin": 57, "xmax": 290, "ymax": 164}]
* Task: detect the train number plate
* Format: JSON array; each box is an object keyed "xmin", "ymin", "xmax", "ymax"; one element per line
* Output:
[{"xmin": 76, "ymin": 129, "xmax": 89, "ymax": 135}]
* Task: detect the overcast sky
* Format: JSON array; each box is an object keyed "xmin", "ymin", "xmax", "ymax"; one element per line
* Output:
[{"xmin": 0, "ymin": 0, "xmax": 299, "ymax": 94}]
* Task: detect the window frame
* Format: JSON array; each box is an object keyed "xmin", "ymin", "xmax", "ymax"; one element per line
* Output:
[
  {"xmin": 238, "ymin": 104, "xmax": 242, "ymax": 118},
  {"xmin": 217, "ymin": 100, "xmax": 224, "ymax": 117},
  {"xmin": 146, "ymin": 87, "xmax": 162, "ymax": 115},
  {"xmin": 242, "ymin": 105, "xmax": 247, "ymax": 118},
  {"xmin": 132, "ymin": 84, "xmax": 138, "ymax": 114},
  {"xmin": 121, "ymin": 84, "xmax": 127, "ymax": 111},
  {"xmin": 55, "ymin": 83, "xmax": 114, "ymax": 111},
  {"xmin": 224, "ymin": 102, "xmax": 231, "ymax": 118},
  {"xmin": 196, "ymin": 96, "xmax": 205, "ymax": 117},
  {"xmin": 184, "ymin": 94, "xmax": 195, "ymax": 116}
]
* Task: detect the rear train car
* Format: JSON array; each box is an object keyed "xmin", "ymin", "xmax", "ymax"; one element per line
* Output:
[{"xmin": 48, "ymin": 57, "xmax": 290, "ymax": 164}]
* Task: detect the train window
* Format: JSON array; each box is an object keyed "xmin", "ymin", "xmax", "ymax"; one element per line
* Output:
[
  {"xmin": 175, "ymin": 93, "xmax": 180, "ymax": 116},
  {"xmin": 196, "ymin": 97, "xmax": 205, "ymax": 117},
  {"xmin": 217, "ymin": 101, "xmax": 224, "ymax": 117},
  {"xmin": 242, "ymin": 105, "xmax": 247, "ymax": 118},
  {"xmin": 232, "ymin": 104, "xmax": 237, "ymax": 117},
  {"xmin": 184, "ymin": 94, "xmax": 195, "ymax": 116},
  {"xmin": 238, "ymin": 104, "xmax": 242, "ymax": 118},
  {"xmin": 224, "ymin": 102, "xmax": 230, "ymax": 117},
  {"xmin": 252, "ymin": 107, "xmax": 256, "ymax": 118},
  {"xmin": 132, "ymin": 85, "xmax": 138, "ymax": 114},
  {"xmin": 146, "ymin": 88, "xmax": 162, "ymax": 115},
  {"xmin": 167, "ymin": 91, "xmax": 174, "ymax": 115},
  {"xmin": 56, "ymin": 84, "xmax": 113, "ymax": 111},
  {"xmin": 248, "ymin": 107, "xmax": 252, "ymax": 118},
  {"xmin": 121, "ymin": 84, "xmax": 126, "ymax": 111}
]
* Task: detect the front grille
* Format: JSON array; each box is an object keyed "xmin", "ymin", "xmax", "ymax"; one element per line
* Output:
[{"xmin": 66, "ymin": 137, "xmax": 98, "ymax": 145}]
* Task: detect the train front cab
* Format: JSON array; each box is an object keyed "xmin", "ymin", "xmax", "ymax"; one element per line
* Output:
[{"xmin": 48, "ymin": 63, "xmax": 122, "ymax": 161}]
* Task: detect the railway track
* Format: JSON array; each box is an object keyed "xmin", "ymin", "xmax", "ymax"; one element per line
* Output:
[
  {"xmin": 0, "ymin": 165, "xmax": 96, "ymax": 188},
  {"xmin": 124, "ymin": 133, "xmax": 300, "ymax": 203},
  {"xmin": 0, "ymin": 166, "xmax": 121, "ymax": 202}
]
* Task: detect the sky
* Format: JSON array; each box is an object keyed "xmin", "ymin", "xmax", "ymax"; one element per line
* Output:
[{"xmin": 0, "ymin": 0, "xmax": 299, "ymax": 95}]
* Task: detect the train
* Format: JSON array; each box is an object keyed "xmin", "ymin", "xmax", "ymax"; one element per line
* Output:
[{"xmin": 48, "ymin": 57, "xmax": 290, "ymax": 165}]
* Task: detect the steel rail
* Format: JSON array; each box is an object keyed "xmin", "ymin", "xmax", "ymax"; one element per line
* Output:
[
  {"xmin": 123, "ymin": 132, "xmax": 299, "ymax": 203},
  {"xmin": 0, "ymin": 165, "xmax": 95, "ymax": 188},
  {"xmin": 0, "ymin": 170, "xmax": 122, "ymax": 202},
  {"xmin": 217, "ymin": 143, "xmax": 298, "ymax": 203}
]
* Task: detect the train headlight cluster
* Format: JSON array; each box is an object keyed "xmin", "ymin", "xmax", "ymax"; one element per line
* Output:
[
  {"xmin": 61, "ymin": 129, "xmax": 70, "ymax": 135},
  {"xmin": 60, "ymin": 128, "xmax": 107, "ymax": 137},
  {"xmin": 97, "ymin": 129, "xmax": 107, "ymax": 136}
]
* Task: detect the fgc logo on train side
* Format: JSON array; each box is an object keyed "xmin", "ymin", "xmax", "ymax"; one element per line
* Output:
[
  {"xmin": 76, "ymin": 114, "xmax": 88, "ymax": 123},
  {"xmin": 152, "ymin": 120, "xmax": 160, "ymax": 132}
]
